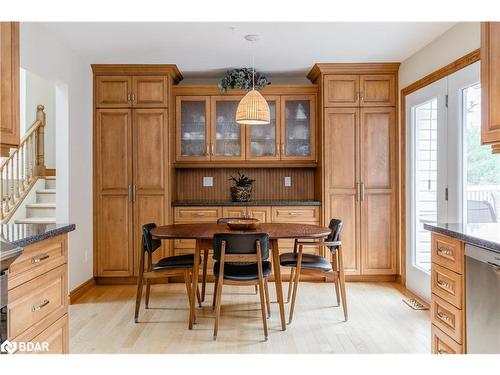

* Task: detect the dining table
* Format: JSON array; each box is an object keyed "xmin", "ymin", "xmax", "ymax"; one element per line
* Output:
[{"xmin": 151, "ymin": 222, "xmax": 331, "ymax": 331}]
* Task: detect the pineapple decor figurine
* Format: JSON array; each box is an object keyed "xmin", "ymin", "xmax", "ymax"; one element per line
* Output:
[{"xmin": 229, "ymin": 171, "xmax": 255, "ymax": 202}]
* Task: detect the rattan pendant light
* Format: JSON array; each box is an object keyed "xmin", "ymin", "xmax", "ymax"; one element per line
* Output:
[{"xmin": 236, "ymin": 35, "xmax": 270, "ymax": 125}]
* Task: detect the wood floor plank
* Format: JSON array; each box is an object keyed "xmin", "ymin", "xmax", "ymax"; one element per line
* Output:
[{"xmin": 69, "ymin": 282, "xmax": 430, "ymax": 354}]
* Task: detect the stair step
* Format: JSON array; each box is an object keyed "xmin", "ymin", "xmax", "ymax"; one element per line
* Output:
[
  {"xmin": 14, "ymin": 217, "xmax": 57, "ymax": 224},
  {"xmin": 44, "ymin": 177, "xmax": 56, "ymax": 189},
  {"xmin": 26, "ymin": 203, "xmax": 56, "ymax": 209},
  {"xmin": 37, "ymin": 189, "xmax": 56, "ymax": 194},
  {"xmin": 44, "ymin": 176, "xmax": 56, "ymax": 180},
  {"xmin": 36, "ymin": 189, "xmax": 56, "ymax": 203}
]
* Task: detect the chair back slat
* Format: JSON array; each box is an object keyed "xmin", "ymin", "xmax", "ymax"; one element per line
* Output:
[
  {"xmin": 213, "ymin": 233, "xmax": 269, "ymax": 261},
  {"xmin": 326, "ymin": 219, "xmax": 343, "ymax": 252},
  {"xmin": 142, "ymin": 223, "xmax": 162, "ymax": 253}
]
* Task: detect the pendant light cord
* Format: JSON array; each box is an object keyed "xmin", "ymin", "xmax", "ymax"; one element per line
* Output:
[{"xmin": 252, "ymin": 40, "xmax": 255, "ymax": 90}]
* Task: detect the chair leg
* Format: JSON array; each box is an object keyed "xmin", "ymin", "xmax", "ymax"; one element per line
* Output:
[
  {"xmin": 183, "ymin": 270, "xmax": 193, "ymax": 310},
  {"xmin": 337, "ymin": 246, "xmax": 348, "ymax": 321},
  {"xmin": 134, "ymin": 275, "xmax": 144, "ymax": 323},
  {"xmin": 257, "ymin": 277, "xmax": 269, "ymax": 341},
  {"xmin": 212, "ymin": 277, "xmax": 219, "ymax": 310},
  {"xmin": 331, "ymin": 253, "xmax": 340, "ymax": 306},
  {"xmin": 196, "ymin": 283, "xmax": 202, "ymax": 307},
  {"xmin": 145, "ymin": 280, "xmax": 151, "ymax": 309},
  {"xmin": 288, "ymin": 245, "xmax": 303, "ymax": 324},
  {"xmin": 264, "ymin": 278, "xmax": 271, "ymax": 318},
  {"xmin": 201, "ymin": 249, "xmax": 209, "ymax": 302},
  {"xmin": 213, "ymin": 278, "xmax": 224, "ymax": 340},
  {"xmin": 287, "ymin": 267, "xmax": 295, "ymax": 303}
]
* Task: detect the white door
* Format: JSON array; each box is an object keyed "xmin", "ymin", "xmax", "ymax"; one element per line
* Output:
[
  {"xmin": 406, "ymin": 78, "xmax": 448, "ymax": 301},
  {"xmin": 406, "ymin": 62, "xmax": 483, "ymax": 301}
]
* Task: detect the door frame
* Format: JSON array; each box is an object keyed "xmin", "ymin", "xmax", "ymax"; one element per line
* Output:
[{"xmin": 399, "ymin": 49, "xmax": 480, "ymax": 287}]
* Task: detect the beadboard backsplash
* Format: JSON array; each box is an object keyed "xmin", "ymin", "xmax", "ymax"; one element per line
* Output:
[{"xmin": 175, "ymin": 168, "xmax": 316, "ymax": 201}]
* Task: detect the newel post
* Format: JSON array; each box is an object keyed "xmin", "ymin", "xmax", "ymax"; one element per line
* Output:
[{"xmin": 35, "ymin": 104, "xmax": 46, "ymax": 176}]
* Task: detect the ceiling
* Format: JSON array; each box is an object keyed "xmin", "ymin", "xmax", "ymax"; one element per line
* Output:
[{"xmin": 36, "ymin": 22, "xmax": 456, "ymax": 79}]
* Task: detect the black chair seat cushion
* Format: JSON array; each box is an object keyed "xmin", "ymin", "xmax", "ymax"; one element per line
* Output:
[
  {"xmin": 213, "ymin": 261, "xmax": 272, "ymax": 281},
  {"xmin": 152, "ymin": 254, "xmax": 194, "ymax": 271},
  {"xmin": 280, "ymin": 252, "xmax": 332, "ymax": 271}
]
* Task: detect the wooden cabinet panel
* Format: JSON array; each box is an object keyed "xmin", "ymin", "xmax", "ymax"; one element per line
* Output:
[
  {"xmin": 0, "ymin": 22, "xmax": 19, "ymax": 153},
  {"xmin": 247, "ymin": 206, "xmax": 271, "ymax": 223},
  {"xmin": 431, "ymin": 233, "xmax": 464, "ymax": 274},
  {"xmin": 95, "ymin": 76, "xmax": 132, "ymax": 108},
  {"xmin": 246, "ymin": 96, "xmax": 281, "ymax": 161},
  {"xmin": 174, "ymin": 206, "xmax": 221, "ymax": 222},
  {"xmin": 271, "ymin": 206, "xmax": 320, "ymax": 223},
  {"xmin": 132, "ymin": 75, "xmax": 168, "ymax": 108},
  {"xmin": 22, "ymin": 314, "xmax": 68, "ymax": 354},
  {"xmin": 431, "ymin": 263, "xmax": 463, "ymax": 309},
  {"xmin": 133, "ymin": 109, "xmax": 167, "ymax": 191},
  {"xmin": 360, "ymin": 75, "xmax": 396, "ymax": 107},
  {"xmin": 222, "ymin": 206, "xmax": 247, "ymax": 218},
  {"xmin": 8, "ymin": 235, "xmax": 67, "ymax": 290},
  {"xmin": 431, "ymin": 293, "xmax": 464, "ymax": 344},
  {"xmin": 481, "ymin": 22, "xmax": 500, "ymax": 146},
  {"xmin": 431, "ymin": 324, "xmax": 463, "ymax": 354},
  {"xmin": 361, "ymin": 193, "xmax": 396, "ymax": 274},
  {"xmin": 323, "ymin": 75, "xmax": 359, "ymax": 107},
  {"xmin": 176, "ymin": 96, "xmax": 210, "ymax": 162},
  {"xmin": 8, "ymin": 264, "xmax": 67, "ymax": 340},
  {"xmin": 281, "ymin": 95, "xmax": 316, "ymax": 161}
]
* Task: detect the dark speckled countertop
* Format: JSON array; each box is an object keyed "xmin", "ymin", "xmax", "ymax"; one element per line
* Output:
[
  {"xmin": 172, "ymin": 200, "xmax": 321, "ymax": 207},
  {"xmin": 0, "ymin": 223, "xmax": 75, "ymax": 248},
  {"xmin": 423, "ymin": 222, "xmax": 500, "ymax": 253}
]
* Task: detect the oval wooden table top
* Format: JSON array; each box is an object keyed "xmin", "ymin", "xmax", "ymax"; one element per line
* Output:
[{"xmin": 151, "ymin": 222, "xmax": 331, "ymax": 240}]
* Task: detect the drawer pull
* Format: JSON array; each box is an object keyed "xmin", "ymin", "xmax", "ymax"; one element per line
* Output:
[
  {"xmin": 287, "ymin": 212, "xmax": 300, "ymax": 216},
  {"xmin": 437, "ymin": 349, "xmax": 448, "ymax": 354},
  {"xmin": 437, "ymin": 279, "xmax": 451, "ymax": 289},
  {"xmin": 437, "ymin": 311, "xmax": 452, "ymax": 324},
  {"xmin": 193, "ymin": 212, "xmax": 206, "ymax": 216},
  {"xmin": 437, "ymin": 247, "xmax": 452, "ymax": 256},
  {"xmin": 31, "ymin": 254, "xmax": 50, "ymax": 264},
  {"xmin": 31, "ymin": 299, "xmax": 50, "ymax": 312}
]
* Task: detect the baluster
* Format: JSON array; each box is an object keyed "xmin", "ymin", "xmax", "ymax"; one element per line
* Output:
[
  {"xmin": 20, "ymin": 143, "xmax": 24, "ymax": 191},
  {"xmin": 9, "ymin": 158, "xmax": 14, "ymax": 206},
  {"xmin": 15, "ymin": 151, "xmax": 18, "ymax": 199},
  {"xmin": 5, "ymin": 162, "xmax": 10, "ymax": 210},
  {"xmin": 0, "ymin": 166, "xmax": 4, "ymax": 220}
]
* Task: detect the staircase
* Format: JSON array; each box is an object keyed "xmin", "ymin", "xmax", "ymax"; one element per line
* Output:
[{"xmin": 14, "ymin": 176, "xmax": 56, "ymax": 224}]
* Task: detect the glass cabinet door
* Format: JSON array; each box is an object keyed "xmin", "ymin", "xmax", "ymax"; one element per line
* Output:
[
  {"xmin": 246, "ymin": 97, "xmax": 280, "ymax": 160},
  {"xmin": 281, "ymin": 95, "xmax": 316, "ymax": 161},
  {"xmin": 211, "ymin": 97, "xmax": 245, "ymax": 160},
  {"xmin": 176, "ymin": 96, "xmax": 210, "ymax": 161}
]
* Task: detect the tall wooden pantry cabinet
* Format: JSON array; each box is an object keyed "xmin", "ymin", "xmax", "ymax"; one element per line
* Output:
[
  {"xmin": 92, "ymin": 65, "xmax": 182, "ymax": 279},
  {"xmin": 308, "ymin": 64, "xmax": 400, "ymax": 278}
]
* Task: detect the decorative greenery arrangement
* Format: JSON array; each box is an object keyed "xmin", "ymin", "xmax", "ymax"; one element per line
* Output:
[
  {"xmin": 229, "ymin": 171, "xmax": 256, "ymax": 187},
  {"xmin": 218, "ymin": 68, "xmax": 270, "ymax": 92}
]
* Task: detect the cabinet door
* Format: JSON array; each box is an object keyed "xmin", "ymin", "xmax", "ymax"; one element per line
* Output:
[
  {"xmin": 222, "ymin": 206, "xmax": 247, "ymax": 219},
  {"xmin": 95, "ymin": 76, "xmax": 132, "ymax": 108},
  {"xmin": 324, "ymin": 108, "xmax": 361, "ymax": 274},
  {"xmin": 0, "ymin": 22, "xmax": 19, "ymax": 153},
  {"xmin": 211, "ymin": 97, "xmax": 245, "ymax": 160},
  {"xmin": 247, "ymin": 206, "xmax": 271, "ymax": 223},
  {"xmin": 481, "ymin": 22, "xmax": 500, "ymax": 146},
  {"xmin": 176, "ymin": 96, "xmax": 210, "ymax": 161},
  {"xmin": 281, "ymin": 95, "xmax": 316, "ymax": 161},
  {"xmin": 132, "ymin": 75, "xmax": 168, "ymax": 108},
  {"xmin": 133, "ymin": 109, "xmax": 168, "ymax": 274},
  {"xmin": 324, "ymin": 75, "xmax": 360, "ymax": 107},
  {"xmin": 96, "ymin": 109, "xmax": 133, "ymax": 276},
  {"xmin": 360, "ymin": 75, "xmax": 396, "ymax": 107},
  {"xmin": 360, "ymin": 107, "xmax": 396, "ymax": 274},
  {"xmin": 246, "ymin": 96, "xmax": 280, "ymax": 161}
]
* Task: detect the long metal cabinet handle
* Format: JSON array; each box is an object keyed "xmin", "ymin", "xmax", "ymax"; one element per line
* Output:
[
  {"xmin": 32, "ymin": 299, "xmax": 50, "ymax": 312},
  {"xmin": 360, "ymin": 183, "xmax": 365, "ymax": 201},
  {"xmin": 128, "ymin": 185, "xmax": 132, "ymax": 202},
  {"xmin": 211, "ymin": 143, "xmax": 215, "ymax": 156},
  {"xmin": 132, "ymin": 184, "xmax": 137, "ymax": 203}
]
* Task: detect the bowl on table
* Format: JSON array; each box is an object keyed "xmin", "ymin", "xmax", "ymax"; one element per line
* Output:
[{"xmin": 225, "ymin": 218, "xmax": 260, "ymax": 230}]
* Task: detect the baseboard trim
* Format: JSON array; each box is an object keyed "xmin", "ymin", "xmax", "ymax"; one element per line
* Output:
[
  {"xmin": 345, "ymin": 275, "xmax": 397, "ymax": 282},
  {"xmin": 69, "ymin": 277, "xmax": 96, "ymax": 304}
]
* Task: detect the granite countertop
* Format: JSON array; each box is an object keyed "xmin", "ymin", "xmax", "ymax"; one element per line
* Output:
[
  {"xmin": 423, "ymin": 222, "xmax": 500, "ymax": 253},
  {"xmin": 0, "ymin": 240, "xmax": 23, "ymax": 272},
  {"xmin": 173, "ymin": 200, "xmax": 321, "ymax": 207},
  {"xmin": 0, "ymin": 223, "xmax": 76, "ymax": 248}
]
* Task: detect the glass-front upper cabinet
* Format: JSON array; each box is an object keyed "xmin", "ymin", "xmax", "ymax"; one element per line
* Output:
[
  {"xmin": 176, "ymin": 96, "xmax": 210, "ymax": 161},
  {"xmin": 281, "ymin": 95, "xmax": 316, "ymax": 161},
  {"xmin": 246, "ymin": 96, "xmax": 280, "ymax": 160},
  {"xmin": 211, "ymin": 97, "xmax": 245, "ymax": 160}
]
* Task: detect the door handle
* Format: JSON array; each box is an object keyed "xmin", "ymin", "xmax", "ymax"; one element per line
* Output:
[
  {"xmin": 360, "ymin": 183, "xmax": 365, "ymax": 201},
  {"xmin": 32, "ymin": 299, "xmax": 50, "ymax": 312},
  {"xmin": 31, "ymin": 254, "xmax": 49, "ymax": 264},
  {"xmin": 128, "ymin": 185, "xmax": 132, "ymax": 202},
  {"xmin": 211, "ymin": 143, "xmax": 215, "ymax": 156},
  {"xmin": 132, "ymin": 184, "xmax": 137, "ymax": 203},
  {"xmin": 281, "ymin": 143, "xmax": 285, "ymax": 155},
  {"xmin": 206, "ymin": 144, "xmax": 210, "ymax": 156}
]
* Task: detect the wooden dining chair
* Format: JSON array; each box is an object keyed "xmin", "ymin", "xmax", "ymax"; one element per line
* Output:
[
  {"xmin": 280, "ymin": 218, "xmax": 347, "ymax": 323},
  {"xmin": 134, "ymin": 223, "xmax": 201, "ymax": 323},
  {"xmin": 216, "ymin": 217, "xmax": 259, "ymax": 296},
  {"xmin": 212, "ymin": 233, "xmax": 272, "ymax": 341}
]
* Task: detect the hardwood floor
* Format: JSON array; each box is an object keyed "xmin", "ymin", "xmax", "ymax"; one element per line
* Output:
[{"xmin": 69, "ymin": 282, "xmax": 430, "ymax": 354}]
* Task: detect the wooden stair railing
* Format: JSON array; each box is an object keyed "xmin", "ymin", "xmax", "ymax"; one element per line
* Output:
[{"xmin": 0, "ymin": 104, "xmax": 47, "ymax": 222}]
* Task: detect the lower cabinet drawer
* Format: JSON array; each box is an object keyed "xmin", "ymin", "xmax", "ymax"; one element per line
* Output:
[
  {"xmin": 431, "ymin": 233, "xmax": 464, "ymax": 274},
  {"xmin": 431, "ymin": 293, "xmax": 464, "ymax": 344},
  {"xmin": 271, "ymin": 206, "xmax": 320, "ymax": 223},
  {"xmin": 431, "ymin": 324, "xmax": 463, "ymax": 354},
  {"xmin": 8, "ymin": 264, "xmax": 68, "ymax": 340},
  {"xmin": 15, "ymin": 314, "xmax": 69, "ymax": 354},
  {"xmin": 431, "ymin": 263, "xmax": 463, "ymax": 309},
  {"xmin": 174, "ymin": 207, "xmax": 221, "ymax": 222}
]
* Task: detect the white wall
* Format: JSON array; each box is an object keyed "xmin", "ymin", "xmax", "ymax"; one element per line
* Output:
[
  {"xmin": 20, "ymin": 22, "xmax": 93, "ymax": 292},
  {"xmin": 399, "ymin": 22, "xmax": 480, "ymax": 89},
  {"xmin": 22, "ymin": 69, "xmax": 57, "ymax": 168}
]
